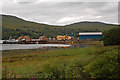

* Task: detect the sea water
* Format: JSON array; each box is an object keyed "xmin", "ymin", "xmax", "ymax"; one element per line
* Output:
[{"xmin": 1, "ymin": 44, "xmax": 71, "ymax": 50}]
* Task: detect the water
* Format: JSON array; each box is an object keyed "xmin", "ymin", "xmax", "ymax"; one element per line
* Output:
[
  {"xmin": 71, "ymin": 44, "xmax": 91, "ymax": 48},
  {"xmin": 1, "ymin": 44, "xmax": 71, "ymax": 50},
  {"xmin": 0, "ymin": 40, "xmax": 3, "ymax": 44}
]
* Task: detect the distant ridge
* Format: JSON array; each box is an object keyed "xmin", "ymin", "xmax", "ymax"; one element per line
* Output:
[
  {"xmin": 1, "ymin": 14, "xmax": 118, "ymax": 26},
  {"xmin": 0, "ymin": 14, "xmax": 119, "ymax": 39},
  {"xmin": 66, "ymin": 21, "xmax": 118, "ymax": 26}
]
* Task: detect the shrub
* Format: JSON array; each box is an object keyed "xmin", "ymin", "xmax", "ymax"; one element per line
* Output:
[
  {"xmin": 41, "ymin": 61, "xmax": 86, "ymax": 79},
  {"xmin": 103, "ymin": 27, "xmax": 120, "ymax": 46},
  {"xmin": 84, "ymin": 48, "xmax": 119, "ymax": 79}
]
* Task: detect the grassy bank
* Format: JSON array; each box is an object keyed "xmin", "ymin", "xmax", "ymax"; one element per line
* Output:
[
  {"xmin": 81, "ymin": 41, "xmax": 103, "ymax": 46},
  {"xmin": 2, "ymin": 45, "xmax": 119, "ymax": 79},
  {"xmin": 2, "ymin": 47, "xmax": 66, "ymax": 58}
]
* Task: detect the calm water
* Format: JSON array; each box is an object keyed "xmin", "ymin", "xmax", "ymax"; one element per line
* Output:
[
  {"xmin": 1, "ymin": 44, "xmax": 71, "ymax": 50},
  {"xmin": 0, "ymin": 43, "xmax": 91, "ymax": 50}
]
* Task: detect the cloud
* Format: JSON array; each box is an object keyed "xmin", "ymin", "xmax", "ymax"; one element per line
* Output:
[
  {"xmin": 57, "ymin": 17, "xmax": 78, "ymax": 23},
  {"xmin": 13, "ymin": 0, "xmax": 39, "ymax": 4},
  {"xmin": 57, "ymin": 15, "xmax": 103, "ymax": 24},
  {"xmin": 1, "ymin": 2, "xmax": 118, "ymax": 25}
]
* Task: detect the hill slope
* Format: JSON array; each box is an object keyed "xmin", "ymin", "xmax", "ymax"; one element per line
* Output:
[{"xmin": 1, "ymin": 14, "xmax": 119, "ymax": 39}]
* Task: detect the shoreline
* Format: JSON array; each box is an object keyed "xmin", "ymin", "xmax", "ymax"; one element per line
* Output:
[
  {"xmin": 1, "ymin": 40, "xmax": 103, "ymax": 51},
  {"xmin": 1, "ymin": 44, "xmax": 71, "ymax": 51}
]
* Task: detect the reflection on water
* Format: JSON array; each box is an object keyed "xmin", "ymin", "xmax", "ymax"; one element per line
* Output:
[
  {"xmin": 1, "ymin": 44, "xmax": 71, "ymax": 50},
  {"xmin": 0, "ymin": 44, "xmax": 91, "ymax": 51}
]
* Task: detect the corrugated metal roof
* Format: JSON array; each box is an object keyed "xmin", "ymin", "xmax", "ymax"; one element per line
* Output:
[{"xmin": 79, "ymin": 32, "xmax": 102, "ymax": 35}]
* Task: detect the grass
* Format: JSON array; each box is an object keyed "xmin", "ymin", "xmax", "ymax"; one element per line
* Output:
[
  {"xmin": 2, "ymin": 45, "xmax": 119, "ymax": 79},
  {"xmin": 80, "ymin": 41, "xmax": 104, "ymax": 46},
  {"xmin": 2, "ymin": 47, "xmax": 65, "ymax": 57}
]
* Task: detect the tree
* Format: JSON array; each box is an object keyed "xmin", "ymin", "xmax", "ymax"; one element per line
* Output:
[{"xmin": 103, "ymin": 27, "xmax": 120, "ymax": 46}]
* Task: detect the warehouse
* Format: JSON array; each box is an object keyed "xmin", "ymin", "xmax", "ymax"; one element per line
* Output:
[{"xmin": 79, "ymin": 32, "xmax": 102, "ymax": 40}]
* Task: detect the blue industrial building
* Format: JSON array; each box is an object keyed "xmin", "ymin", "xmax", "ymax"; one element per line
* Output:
[{"xmin": 79, "ymin": 32, "xmax": 102, "ymax": 40}]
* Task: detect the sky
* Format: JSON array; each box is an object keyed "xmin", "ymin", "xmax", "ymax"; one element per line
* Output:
[{"xmin": 0, "ymin": 0, "xmax": 119, "ymax": 25}]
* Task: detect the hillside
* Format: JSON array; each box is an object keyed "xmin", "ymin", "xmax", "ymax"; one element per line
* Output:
[{"xmin": 1, "ymin": 14, "xmax": 119, "ymax": 39}]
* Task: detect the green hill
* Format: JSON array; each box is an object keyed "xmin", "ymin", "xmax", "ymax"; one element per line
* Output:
[{"xmin": 0, "ymin": 14, "xmax": 119, "ymax": 40}]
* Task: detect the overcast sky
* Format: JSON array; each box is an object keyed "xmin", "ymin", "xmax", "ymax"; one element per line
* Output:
[{"xmin": 0, "ymin": 0, "xmax": 119, "ymax": 25}]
